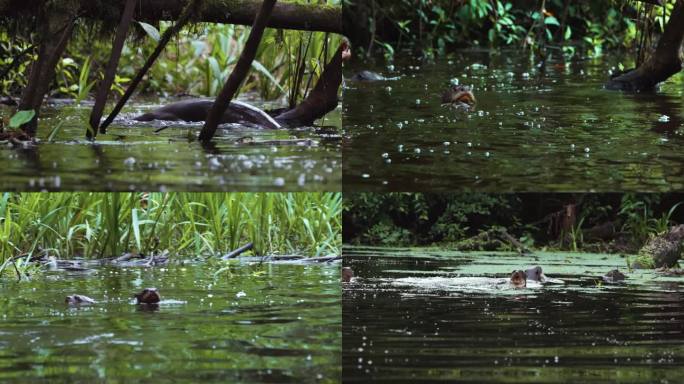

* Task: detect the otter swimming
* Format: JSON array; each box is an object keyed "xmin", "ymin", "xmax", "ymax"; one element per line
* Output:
[
  {"xmin": 134, "ymin": 99, "xmax": 281, "ymax": 129},
  {"xmin": 602, "ymin": 269, "xmax": 626, "ymax": 283},
  {"xmin": 442, "ymin": 84, "xmax": 476, "ymax": 110},
  {"xmin": 509, "ymin": 270, "xmax": 527, "ymax": 288},
  {"xmin": 342, "ymin": 267, "xmax": 354, "ymax": 283},
  {"xmin": 134, "ymin": 41, "xmax": 349, "ymax": 129},
  {"xmin": 134, "ymin": 288, "xmax": 161, "ymax": 304}
]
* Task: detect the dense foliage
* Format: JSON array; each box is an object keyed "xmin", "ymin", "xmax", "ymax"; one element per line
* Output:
[
  {"xmin": 344, "ymin": 193, "xmax": 684, "ymax": 252},
  {"xmin": 344, "ymin": 0, "xmax": 674, "ymax": 60}
]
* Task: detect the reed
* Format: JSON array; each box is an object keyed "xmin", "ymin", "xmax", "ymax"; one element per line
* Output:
[{"xmin": 0, "ymin": 192, "xmax": 341, "ymax": 270}]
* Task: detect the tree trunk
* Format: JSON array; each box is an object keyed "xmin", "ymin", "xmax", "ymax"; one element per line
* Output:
[
  {"xmin": 200, "ymin": 0, "xmax": 277, "ymax": 142},
  {"xmin": 606, "ymin": 0, "xmax": 684, "ymax": 91},
  {"xmin": 275, "ymin": 41, "xmax": 347, "ymax": 126}
]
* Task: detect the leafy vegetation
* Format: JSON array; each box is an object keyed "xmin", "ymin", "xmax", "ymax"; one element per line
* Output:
[
  {"xmin": 345, "ymin": 0, "xmax": 673, "ymax": 60},
  {"xmin": 0, "ymin": 0, "xmax": 341, "ymax": 105},
  {"xmin": 344, "ymin": 193, "xmax": 684, "ymax": 254},
  {"xmin": 0, "ymin": 192, "xmax": 341, "ymax": 277}
]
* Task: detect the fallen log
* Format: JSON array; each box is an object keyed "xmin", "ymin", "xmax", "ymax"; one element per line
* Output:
[{"xmin": 1, "ymin": 0, "xmax": 342, "ymax": 34}]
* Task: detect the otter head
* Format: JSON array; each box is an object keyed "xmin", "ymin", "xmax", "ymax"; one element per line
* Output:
[
  {"xmin": 134, "ymin": 288, "xmax": 160, "ymax": 304},
  {"xmin": 525, "ymin": 266, "xmax": 545, "ymax": 282},
  {"xmin": 605, "ymin": 269, "xmax": 626, "ymax": 281},
  {"xmin": 510, "ymin": 270, "xmax": 527, "ymax": 288},
  {"xmin": 342, "ymin": 267, "xmax": 354, "ymax": 283},
  {"xmin": 441, "ymin": 85, "xmax": 476, "ymax": 105}
]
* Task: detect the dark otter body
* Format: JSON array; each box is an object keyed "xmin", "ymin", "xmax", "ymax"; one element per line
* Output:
[
  {"xmin": 135, "ymin": 99, "xmax": 281, "ymax": 129},
  {"xmin": 351, "ymin": 70, "xmax": 386, "ymax": 81},
  {"xmin": 134, "ymin": 288, "xmax": 161, "ymax": 304},
  {"xmin": 602, "ymin": 269, "xmax": 626, "ymax": 283}
]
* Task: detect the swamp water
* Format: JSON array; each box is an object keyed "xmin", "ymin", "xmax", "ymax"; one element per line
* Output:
[
  {"xmin": 0, "ymin": 99, "xmax": 341, "ymax": 191},
  {"xmin": 343, "ymin": 51, "xmax": 684, "ymax": 192},
  {"xmin": 343, "ymin": 246, "xmax": 684, "ymax": 383},
  {"xmin": 0, "ymin": 263, "xmax": 340, "ymax": 383}
]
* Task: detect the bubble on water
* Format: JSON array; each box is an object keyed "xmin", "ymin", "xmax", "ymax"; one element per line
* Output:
[
  {"xmin": 236, "ymin": 291, "xmax": 246, "ymax": 298},
  {"xmin": 361, "ymin": 173, "xmax": 370, "ymax": 178},
  {"xmin": 443, "ymin": 142, "xmax": 451, "ymax": 146},
  {"xmin": 467, "ymin": 142, "xmax": 472, "ymax": 147},
  {"xmin": 658, "ymin": 114, "xmax": 670, "ymax": 122},
  {"xmin": 123, "ymin": 157, "xmax": 136, "ymax": 167},
  {"xmin": 382, "ymin": 152, "xmax": 389, "ymax": 158},
  {"xmin": 584, "ymin": 147, "xmax": 590, "ymax": 153},
  {"xmin": 273, "ymin": 177, "xmax": 285, "ymax": 187},
  {"xmin": 414, "ymin": 148, "xmax": 421, "ymax": 154}
]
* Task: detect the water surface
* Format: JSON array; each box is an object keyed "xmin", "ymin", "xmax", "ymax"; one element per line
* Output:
[
  {"xmin": 0, "ymin": 98, "xmax": 341, "ymax": 191},
  {"xmin": 343, "ymin": 246, "xmax": 684, "ymax": 383},
  {"xmin": 0, "ymin": 263, "xmax": 340, "ymax": 383},
  {"xmin": 343, "ymin": 50, "xmax": 684, "ymax": 191}
]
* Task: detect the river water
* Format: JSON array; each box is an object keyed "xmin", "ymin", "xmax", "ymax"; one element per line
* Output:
[
  {"xmin": 0, "ymin": 99, "xmax": 341, "ymax": 192},
  {"xmin": 343, "ymin": 246, "xmax": 684, "ymax": 383},
  {"xmin": 343, "ymin": 50, "xmax": 684, "ymax": 192},
  {"xmin": 0, "ymin": 263, "xmax": 341, "ymax": 383}
]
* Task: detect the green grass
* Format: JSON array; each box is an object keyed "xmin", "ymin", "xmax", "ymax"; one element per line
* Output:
[{"xmin": 0, "ymin": 192, "xmax": 341, "ymax": 269}]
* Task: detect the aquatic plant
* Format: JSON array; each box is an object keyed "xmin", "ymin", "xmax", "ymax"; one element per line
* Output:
[{"xmin": 0, "ymin": 193, "xmax": 341, "ymax": 272}]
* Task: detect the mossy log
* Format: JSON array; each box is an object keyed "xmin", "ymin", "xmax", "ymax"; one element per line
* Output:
[
  {"xmin": 1, "ymin": 0, "xmax": 342, "ymax": 34},
  {"xmin": 636, "ymin": 224, "xmax": 684, "ymax": 268}
]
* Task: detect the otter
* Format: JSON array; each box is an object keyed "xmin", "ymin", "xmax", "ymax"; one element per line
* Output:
[
  {"xmin": 342, "ymin": 267, "xmax": 354, "ymax": 283},
  {"xmin": 65, "ymin": 294, "xmax": 97, "ymax": 305},
  {"xmin": 350, "ymin": 70, "xmax": 386, "ymax": 82},
  {"xmin": 134, "ymin": 288, "xmax": 161, "ymax": 304},
  {"xmin": 524, "ymin": 265, "xmax": 546, "ymax": 282},
  {"xmin": 509, "ymin": 270, "xmax": 527, "ymax": 288},
  {"xmin": 441, "ymin": 85, "xmax": 476, "ymax": 108},
  {"xmin": 134, "ymin": 100, "xmax": 281, "ymax": 129},
  {"xmin": 602, "ymin": 269, "xmax": 626, "ymax": 283},
  {"xmin": 135, "ymin": 41, "xmax": 349, "ymax": 129}
]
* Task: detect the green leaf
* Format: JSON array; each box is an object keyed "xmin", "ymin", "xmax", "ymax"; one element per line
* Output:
[
  {"xmin": 137, "ymin": 22, "xmax": 160, "ymax": 42},
  {"xmin": 564, "ymin": 26, "xmax": 572, "ymax": 40},
  {"xmin": 544, "ymin": 16, "xmax": 560, "ymax": 26},
  {"xmin": 9, "ymin": 110, "xmax": 35, "ymax": 128}
]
